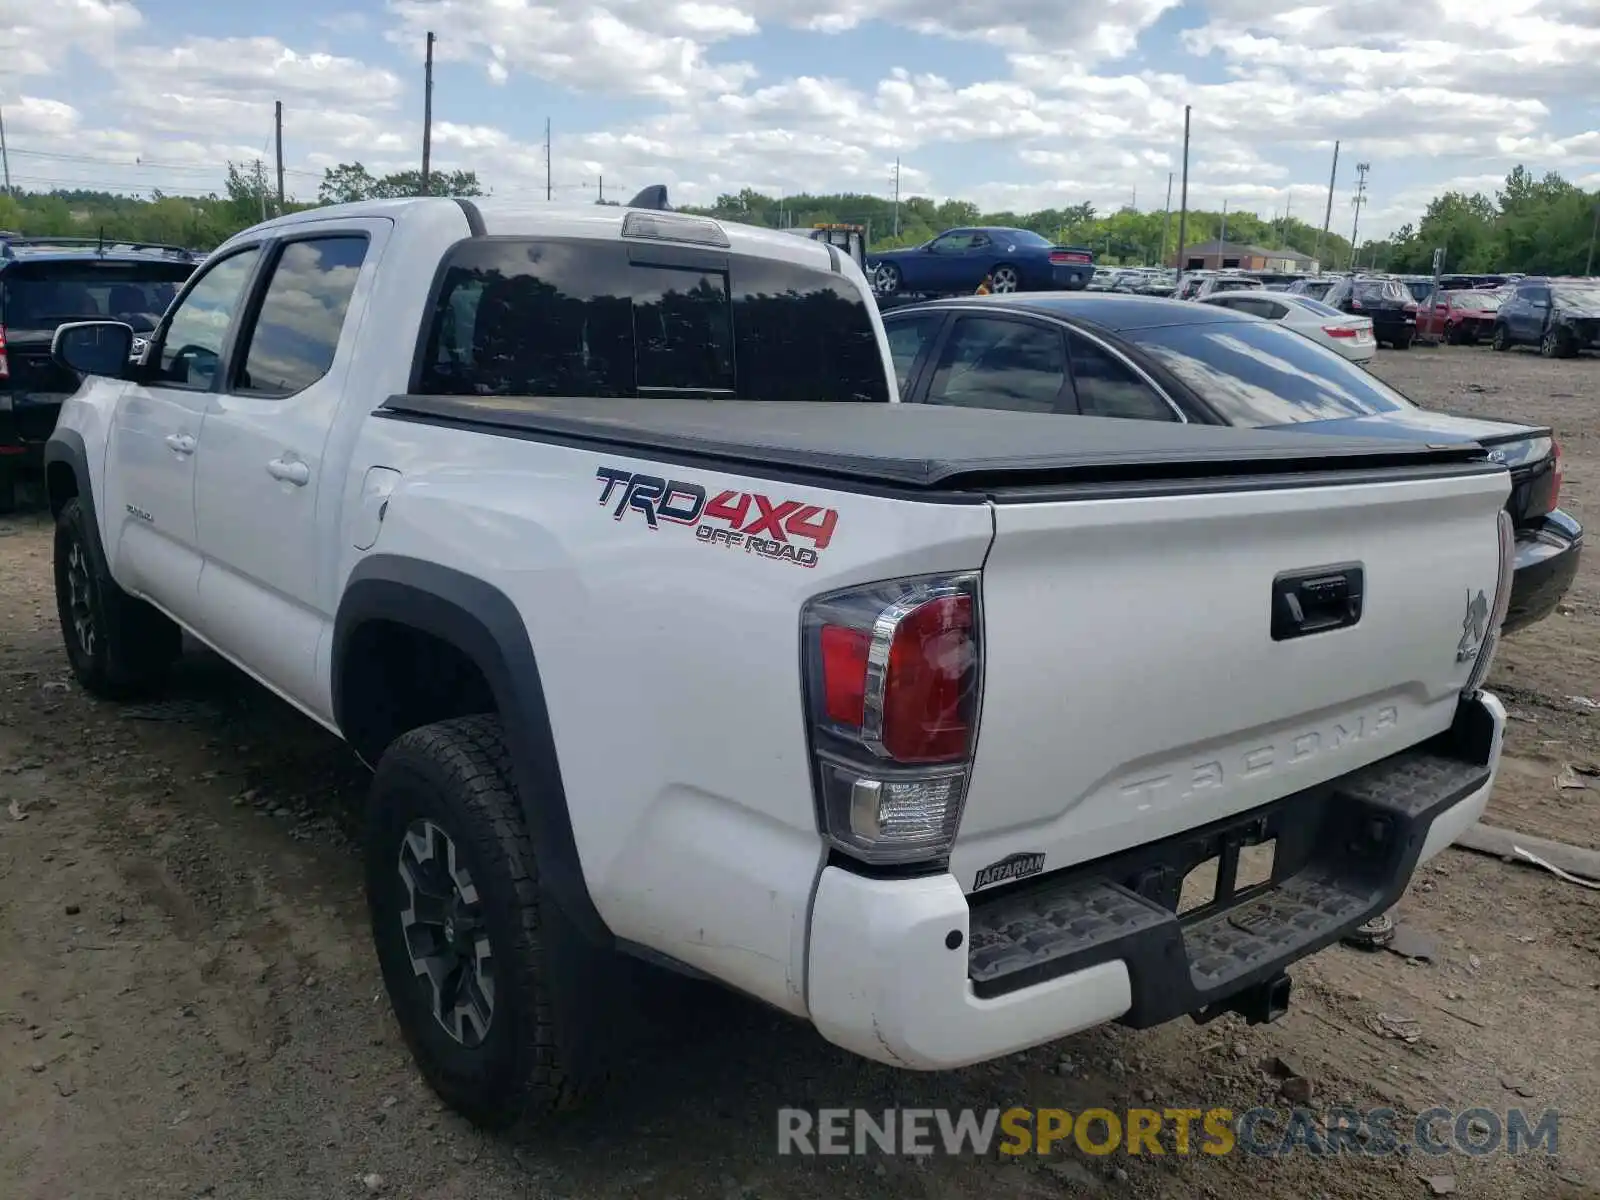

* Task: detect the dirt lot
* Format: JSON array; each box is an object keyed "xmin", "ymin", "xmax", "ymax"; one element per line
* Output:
[{"xmin": 3, "ymin": 344, "xmax": 1599, "ymax": 1200}]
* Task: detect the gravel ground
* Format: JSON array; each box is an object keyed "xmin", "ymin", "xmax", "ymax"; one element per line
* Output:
[{"xmin": 2, "ymin": 342, "xmax": 1598, "ymax": 1200}]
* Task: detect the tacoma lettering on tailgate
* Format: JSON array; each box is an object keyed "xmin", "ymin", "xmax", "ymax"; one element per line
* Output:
[
  {"xmin": 1116, "ymin": 705, "xmax": 1401, "ymax": 808},
  {"xmin": 594, "ymin": 466, "xmax": 838, "ymax": 569}
]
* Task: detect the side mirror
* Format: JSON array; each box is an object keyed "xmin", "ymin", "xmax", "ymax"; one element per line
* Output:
[{"xmin": 53, "ymin": 321, "xmax": 136, "ymax": 379}]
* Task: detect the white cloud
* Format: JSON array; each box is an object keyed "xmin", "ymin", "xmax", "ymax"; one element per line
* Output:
[{"xmin": 0, "ymin": 0, "xmax": 1595, "ymax": 235}]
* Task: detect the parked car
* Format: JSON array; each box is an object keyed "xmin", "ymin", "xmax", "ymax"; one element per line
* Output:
[
  {"xmin": 1192, "ymin": 274, "xmax": 1265, "ymax": 301},
  {"xmin": 880, "ymin": 293, "xmax": 1579, "ymax": 634},
  {"xmin": 1323, "ymin": 276, "xmax": 1418, "ymax": 348},
  {"xmin": 1415, "ymin": 289, "xmax": 1504, "ymax": 344},
  {"xmin": 0, "ymin": 235, "xmax": 199, "ymax": 511},
  {"xmin": 1285, "ymin": 277, "xmax": 1338, "ymax": 301},
  {"xmin": 1491, "ymin": 277, "xmax": 1600, "ymax": 357},
  {"xmin": 47, "ymin": 195, "xmax": 1517, "ymax": 1128},
  {"xmin": 868, "ymin": 227, "xmax": 1094, "ymax": 297},
  {"xmin": 1199, "ymin": 290, "xmax": 1376, "ymax": 364}
]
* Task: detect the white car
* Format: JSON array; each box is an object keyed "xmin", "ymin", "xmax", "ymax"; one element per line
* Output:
[
  {"xmin": 45, "ymin": 193, "xmax": 1513, "ymax": 1129},
  {"xmin": 1201, "ymin": 290, "xmax": 1377, "ymax": 364}
]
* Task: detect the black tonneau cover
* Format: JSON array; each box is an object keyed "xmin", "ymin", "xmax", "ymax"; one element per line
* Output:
[{"xmin": 379, "ymin": 394, "xmax": 1495, "ymax": 493}]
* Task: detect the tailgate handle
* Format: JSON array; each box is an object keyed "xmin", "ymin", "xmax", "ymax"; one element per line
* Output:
[{"xmin": 1272, "ymin": 564, "xmax": 1364, "ymax": 641}]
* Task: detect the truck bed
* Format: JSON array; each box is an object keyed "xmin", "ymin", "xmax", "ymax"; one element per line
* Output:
[{"xmin": 378, "ymin": 394, "xmax": 1493, "ymax": 495}]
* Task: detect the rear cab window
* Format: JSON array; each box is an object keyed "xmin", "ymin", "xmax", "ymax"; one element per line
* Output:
[
  {"xmin": 416, "ymin": 239, "xmax": 888, "ymax": 403},
  {"xmin": 1125, "ymin": 320, "xmax": 1414, "ymax": 427}
]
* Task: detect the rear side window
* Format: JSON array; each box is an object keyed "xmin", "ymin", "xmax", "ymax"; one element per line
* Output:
[
  {"xmin": 1066, "ymin": 331, "xmax": 1177, "ymax": 422},
  {"xmin": 923, "ymin": 316, "xmax": 1068, "ymax": 413},
  {"xmin": 416, "ymin": 239, "xmax": 887, "ymax": 403},
  {"xmin": 1126, "ymin": 320, "xmax": 1414, "ymax": 427}
]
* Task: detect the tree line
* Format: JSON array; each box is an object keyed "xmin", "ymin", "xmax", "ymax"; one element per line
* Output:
[{"xmin": 0, "ymin": 160, "xmax": 1593, "ymax": 277}]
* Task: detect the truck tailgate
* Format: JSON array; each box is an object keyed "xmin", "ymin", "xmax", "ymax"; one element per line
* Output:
[{"xmin": 952, "ymin": 467, "xmax": 1510, "ymax": 890}]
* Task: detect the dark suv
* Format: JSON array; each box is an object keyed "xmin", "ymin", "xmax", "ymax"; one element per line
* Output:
[
  {"xmin": 1491, "ymin": 277, "xmax": 1600, "ymax": 357},
  {"xmin": 1322, "ymin": 276, "xmax": 1419, "ymax": 349},
  {"xmin": 1, "ymin": 236, "xmax": 199, "ymax": 511}
]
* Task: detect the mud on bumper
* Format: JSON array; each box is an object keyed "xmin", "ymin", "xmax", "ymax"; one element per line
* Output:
[{"xmin": 966, "ymin": 695, "xmax": 1500, "ymax": 1028}]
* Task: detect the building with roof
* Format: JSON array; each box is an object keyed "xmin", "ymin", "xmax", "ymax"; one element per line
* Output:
[{"xmin": 1171, "ymin": 240, "xmax": 1318, "ymax": 274}]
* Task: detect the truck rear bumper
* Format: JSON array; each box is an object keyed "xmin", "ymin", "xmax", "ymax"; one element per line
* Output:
[{"xmin": 806, "ymin": 692, "xmax": 1503, "ymax": 1070}]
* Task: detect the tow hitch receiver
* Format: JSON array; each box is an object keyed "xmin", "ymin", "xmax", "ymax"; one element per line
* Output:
[{"xmin": 1193, "ymin": 972, "xmax": 1293, "ymax": 1026}]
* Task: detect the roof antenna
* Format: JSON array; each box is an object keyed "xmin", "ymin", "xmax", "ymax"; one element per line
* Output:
[
  {"xmin": 97, "ymin": 224, "xmax": 105, "ymax": 255},
  {"xmin": 625, "ymin": 184, "xmax": 670, "ymax": 211}
]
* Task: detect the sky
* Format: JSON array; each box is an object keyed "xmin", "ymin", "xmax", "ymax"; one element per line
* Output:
[{"xmin": 1, "ymin": 0, "xmax": 1597, "ymax": 239}]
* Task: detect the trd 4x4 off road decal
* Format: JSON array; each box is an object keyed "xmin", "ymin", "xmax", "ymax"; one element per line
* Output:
[{"xmin": 594, "ymin": 466, "xmax": 838, "ymax": 568}]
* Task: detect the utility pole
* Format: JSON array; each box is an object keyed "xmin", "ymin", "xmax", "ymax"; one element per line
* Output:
[
  {"xmin": 1587, "ymin": 202, "xmax": 1600, "ymax": 277},
  {"xmin": 256, "ymin": 159, "xmax": 268, "ymax": 222},
  {"xmin": 892, "ymin": 158, "xmax": 901, "ymax": 237},
  {"xmin": 544, "ymin": 117, "xmax": 552, "ymax": 201},
  {"xmin": 1175, "ymin": 106, "xmax": 1191, "ymax": 271},
  {"xmin": 421, "ymin": 32, "xmax": 435, "ymax": 195},
  {"xmin": 0, "ymin": 103, "xmax": 11, "ymax": 196},
  {"xmin": 1219, "ymin": 199, "xmax": 1229, "ymax": 257},
  {"xmin": 597, "ymin": 175, "xmax": 603, "ymax": 204},
  {"xmin": 1349, "ymin": 162, "xmax": 1370, "ymax": 270},
  {"xmin": 274, "ymin": 101, "xmax": 285, "ymax": 214},
  {"xmin": 1314, "ymin": 140, "xmax": 1339, "ymax": 271},
  {"xmin": 1281, "ymin": 187, "xmax": 1290, "ymax": 245},
  {"xmin": 1160, "ymin": 171, "xmax": 1174, "ymax": 264}
]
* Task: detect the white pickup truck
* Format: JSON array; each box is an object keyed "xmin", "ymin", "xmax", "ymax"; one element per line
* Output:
[{"xmin": 45, "ymin": 194, "xmax": 1515, "ymax": 1129}]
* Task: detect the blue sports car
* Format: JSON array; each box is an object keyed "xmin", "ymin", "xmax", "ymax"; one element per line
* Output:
[{"xmin": 867, "ymin": 227, "xmax": 1095, "ymax": 297}]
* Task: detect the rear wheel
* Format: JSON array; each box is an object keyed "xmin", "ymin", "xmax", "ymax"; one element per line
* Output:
[
  {"xmin": 366, "ymin": 715, "xmax": 618, "ymax": 1129},
  {"xmin": 1491, "ymin": 323, "xmax": 1511, "ymax": 352},
  {"xmin": 990, "ymin": 264, "xmax": 1021, "ymax": 294},
  {"xmin": 53, "ymin": 497, "xmax": 181, "ymax": 699},
  {"xmin": 875, "ymin": 263, "xmax": 901, "ymax": 295},
  {"xmin": 1541, "ymin": 327, "xmax": 1574, "ymax": 359}
]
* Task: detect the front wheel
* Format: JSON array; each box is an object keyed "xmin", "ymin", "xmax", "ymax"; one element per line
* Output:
[
  {"xmin": 0, "ymin": 464, "xmax": 15, "ymax": 516},
  {"xmin": 366, "ymin": 715, "xmax": 616, "ymax": 1129},
  {"xmin": 1393, "ymin": 332, "xmax": 1413, "ymax": 350},
  {"xmin": 53, "ymin": 497, "xmax": 181, "ymax": 699},
  {"xmin": 1491, "ymin": 323, "xmax": 1511, "ymax": 352}
]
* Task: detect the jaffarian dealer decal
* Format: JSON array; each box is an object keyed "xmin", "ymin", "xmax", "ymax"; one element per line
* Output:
[
  {"xmin": 973, "ymin": 852, "xmax": 1046, "ymax": 891},
  {"xmin": 595, "ymin": 466, "xmax": 838, "ymax": 569}
]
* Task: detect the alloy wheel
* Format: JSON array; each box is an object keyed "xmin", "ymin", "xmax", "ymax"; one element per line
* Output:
[
  {"xmin": 991, "ymin": 266, "xmax": 1020, "ymax": 293},
  {"xmin": 65, "ymin": 538, "xmax": 97, "ymax": 659},
  {"xmin": 398, "ymin": 818, "xmax": 496, "ymax": 1047}
]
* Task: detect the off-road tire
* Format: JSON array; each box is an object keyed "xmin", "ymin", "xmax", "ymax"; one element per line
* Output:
[
  {"xmin": 366, "ymin": 715, "xmax": 615, "ymax": 1129},
  {"xmin": 54, "ymin": 497, "xmax": 181, "ymax": 699}
]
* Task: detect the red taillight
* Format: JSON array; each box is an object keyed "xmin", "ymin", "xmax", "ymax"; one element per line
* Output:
[
  {"xmin": 1350, "ymin": 299, "xmax": 1364, "ymax": 309},
  {"xmin": 0, "ymin": 324, "xmax": 9, "ymax": 380},
  {"xmin": 803, "ymin": 574, "xmax": 983, "ymax": 864},
  {"xmin": 1323, "ymin": 326, "xmax": 1357, "ymax": 338},
  {"xmin": 820, "ymin": 625, "xmax": 869, "ymax": 726},
  {"xmin": 1050, "ymin": 251, "xmax": 1091, "ymax": 265},
  {"xmin": 882, "ymin": 594, "xmax": 974, "ymax": 762}
]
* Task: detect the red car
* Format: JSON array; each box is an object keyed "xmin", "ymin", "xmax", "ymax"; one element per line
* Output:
[{"xmin": 1417, "ymin": 289, "xmax": 1504, "ymax": 344}]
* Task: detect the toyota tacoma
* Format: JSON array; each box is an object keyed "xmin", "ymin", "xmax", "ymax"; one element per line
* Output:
[{"xmin": 44, "ymin": 194, "xmax": 1515, "ymax": 1128}]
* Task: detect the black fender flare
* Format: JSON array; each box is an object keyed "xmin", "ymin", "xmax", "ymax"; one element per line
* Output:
[
  {"xmin": 334, "ymin": 554, "xmax": 610, "ymax": 946},
  {"xmin": 42, "ymin": 428, "xmax": 110, "ymax": 561}
]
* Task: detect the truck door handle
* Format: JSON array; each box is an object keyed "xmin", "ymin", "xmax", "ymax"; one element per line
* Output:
[
  {"xmin": 267, "ymin": 457, "xmax": 311, "ymax": 487},
  {"xmin": 165, "ymin": 433, "xmax": 196, "ymax": 455},
  {"xmin": 1271, "ymin": 564, "xmax": 1364, "ymax": 641}
]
